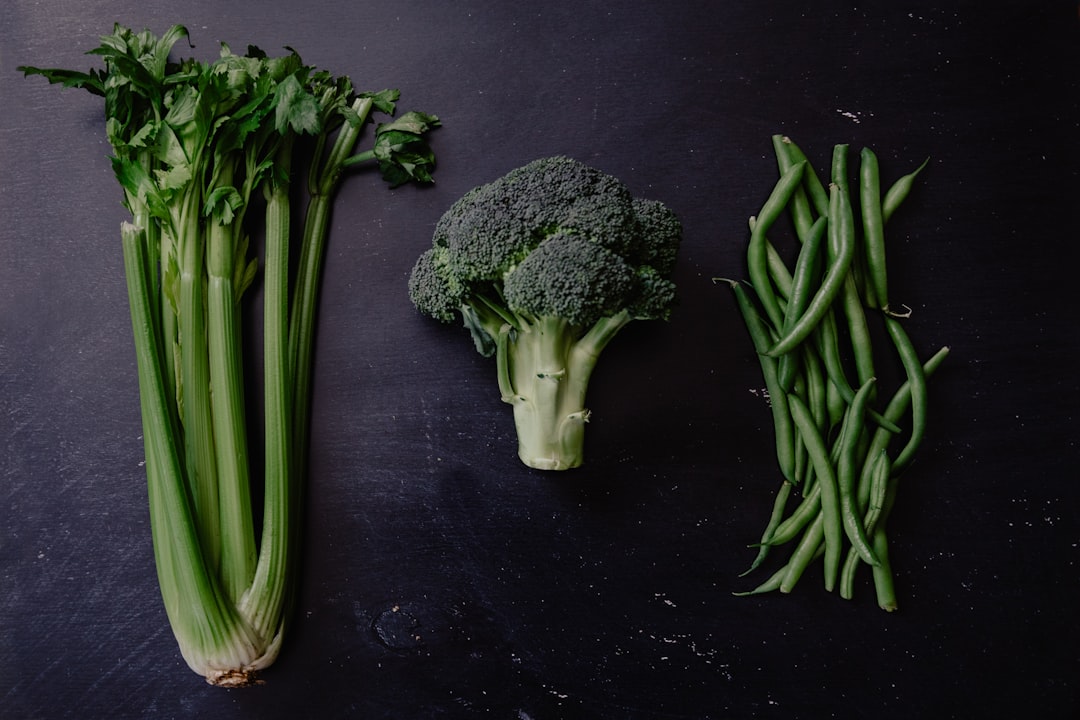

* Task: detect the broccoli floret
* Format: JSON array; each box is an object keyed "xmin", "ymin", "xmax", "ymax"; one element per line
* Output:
[{"xmin": 408, "ymin": 156, "xmax": 681, "ymax": 470}]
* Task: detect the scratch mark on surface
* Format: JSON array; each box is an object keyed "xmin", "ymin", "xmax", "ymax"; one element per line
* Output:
[{"xmin": 836, "ymin": 108, "xmax": 873, "ymax": 124}]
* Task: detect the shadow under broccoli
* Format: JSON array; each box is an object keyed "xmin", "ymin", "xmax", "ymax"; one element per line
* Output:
[{"xmin": 409, "ymin": 156, "xmax": 681, "ymax": 470}]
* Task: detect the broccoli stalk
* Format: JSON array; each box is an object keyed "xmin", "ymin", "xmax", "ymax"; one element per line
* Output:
[
  {"xmin": 495, "ymin": 312, "xmax": 630, "ymax": 469},
  {"xmin": 409, "ymin": 156, "xmax": 680, "ymax": 470}
]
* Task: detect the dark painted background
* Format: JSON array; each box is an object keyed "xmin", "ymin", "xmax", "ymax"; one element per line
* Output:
[{"xmin": 3, "ymin": 1, "xmax": 1078, "ymax": 718}]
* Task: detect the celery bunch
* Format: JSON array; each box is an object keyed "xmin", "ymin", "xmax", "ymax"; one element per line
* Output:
[{"xmin": 20, "ymin": 24, "xmax": 438, "ymax": 685}]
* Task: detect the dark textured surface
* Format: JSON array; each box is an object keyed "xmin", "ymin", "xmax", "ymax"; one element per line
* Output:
[{"xmin": 2, "ymin": 2, "xmax": 1078, "ymax": 718}]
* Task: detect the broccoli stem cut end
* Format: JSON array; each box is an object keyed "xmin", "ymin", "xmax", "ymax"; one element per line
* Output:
[{"xmin": 512, "ymin": 402, "xmax": 590, "ymax": 471}]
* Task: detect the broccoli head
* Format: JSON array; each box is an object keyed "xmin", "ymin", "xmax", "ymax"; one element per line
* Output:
[{"xmin": 408, "ymin": 156, "xmax": 681, "ymax": 470}]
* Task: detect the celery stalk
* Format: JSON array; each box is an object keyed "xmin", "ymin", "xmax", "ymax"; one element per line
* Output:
[
  {"xmin": 21, "ymin": 24, "xmax": 439, "ymax": 685},
  {"xmin": 206, "ymin": 161, "xmax": 257, "ymax": 605},
  {"xmin": 243, "ymin": 139, "xmax": 296, "ymax": 643},
  {"xmin": 122, "ymin": 222, "xmax": 262, "ymax": 684}
]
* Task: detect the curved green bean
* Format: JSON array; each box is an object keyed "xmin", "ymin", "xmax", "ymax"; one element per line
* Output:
[
  {"xmin": 766, "ymin": 182, "xmax": 855, "ymax": 358},
  {"xmin": 777, "ymin": 136, "xmax": 830, "ymax": 217},
  {"xmin": 742, "ymin": 480, "xmax": 794, "ymax": 576},
  {"xmin": 855, "ymin": 345, "xmax": 949, "ymax": 508},
  {"xmin": 865, "ymin": 449, "xmax": 892, "ymax": 532},
  {"xmin": 734, "ymin": 563, "xmax": 787, "ymax": 597},
  {"xmin": 825, "ymin": 375, "xmax": 846, "ymax": 433},
  {"xmin": 800, "ymin": 342, "xmax": 830, "ymax": 437},
  {"xmin": 779, "ymin": 512, "xmax": 825, "ymax": 594},
  {"xmin": 747, "ymin": 162, "xmax": 807, "ymax": 330},
  {"xmin": 781, "ymin": 216, "xmax": 827, "ymax": 320},
  {"xmin": 762, "ymin": 480, "xmax": 820, "ymax": 547},
  {"xmin": 787, "ymin": 394, "xmax": 843, "ymax": 592},
  {"xmin": 777, "ymin": 345, "xmax": 803, "ymax": 397},
  {"xmin": 756, "ymin": 224, "xmax": 794, "ymax": 302},
  {"xmin": 884, "ymin": 317, "xmax": 929, "ymax": 475},
  {"xmin": 882, "ymin": 157, "xmax": 930, "ymax": 224},
  {"xmin": 777, "ymin": 217, "xmax": 827, "ymax": 390},
  {"xmin": 772, "ymin": 134, "xmax": 818, "ymax": 242},
  {"xmin": 813, "ymin": 309, "xmax": 901, "ymax": 434},
  {"xmin": 726, "ymin": 280, "xmax": 797, "ymax": 483},
  {"xmin": 839, "ymin": 449, "xmax": 891, "ymax": 600},
  {"xmin": 836, "ymin": 377, "xmax": 880, "ymax": 567}
]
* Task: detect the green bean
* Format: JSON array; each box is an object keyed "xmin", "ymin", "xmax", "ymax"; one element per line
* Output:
[
  {"xmin": 838, "ymin": 555, "xmax": 859, "ymax": 601},
  {"xmin": 884, "ymin": 317, "xmax": 929, "ymax": 476},
  {"xmin": 867, "ymin": 450, "xmax": 891, "ymax": 525},
  {"xmin": 813, "ymin": 310, "xmax": 853, "ymax": 392},
  {"xmin": 746, "ymin": 217, "xmax": 795, "ymax": 306},
  {"xmin": 777, "ymin": 346, "xmax": 801, "ymax": 396},
  {"xmin": 781, "ymin": 216, "xmax": 826, "ymax": 321},
  {"xmin": 839, "ymin": 449, "xmax": 891, "ymax": 600},
  {"xmin": 859, "ymin": 147, "xmax": 888, "ymax": 310},
  {"xmin": 855, "ymin": 345, "xmax": 949, "ymax": 509},
  {"xmin": 772, "ymin": 134, "xmax": 818, "ymax": 242},
  {"xmin": 802, "ymin": 343, "xmax": 830, "ymax": 436},
  {"xmin": 799, "ymin": 449, "xmax": 818, "ymax": 499},
  {"xmin": 777, "ymin": 217, "xmax": 827, "ymax": 389},
  {"xmin": 776, "ymin": 136, "xmax": 830, "ymax": 217},
  {"xmin": 830, "ymin": 144, "xmax": 849, "ymax": 199},
  {"xmin": 787, "ymin": 394, "xmax": 843, "ymax": 591},
  {"xmin": 813, "ymin": 309, "xmax": 901, "ymax": 434},
  {"xmin": 734, "ymin": 563, "xmax": 787, "ymax": 597},
  {"xmin": 762, "ymin": 480, "xmax": 820, "ymax": 546},
  {"xmin": 747, "ymin": 162, "xmax": 807, "ymax": 330},
  {"xmin": 836, "ymin": 378, "xmax": 880, "ymax": 567},
  {"xmin": 787, "ymin": 343, "xmax": 829, "ymax": 443},
  {"xmin": 766, "ymin": 246, "xmax": 792, "ymax": 303},
  {"xmin": 841, "ymin": 274, "xmax": 876, "ymax": 387},
  {"xmin": 870, "ymin": 524, "xmax": 898, "ymax": 611},
  {"xmin": 742, "ymin": 480, "xmax": 794, "ymax": 576},
  {"xmin": 754, "ymin": 222, "xmax": 794, "ymax": 303},
  {"xmin": 766, "ymin": 182, "xmax": 856, "ymax": 358},
  {"xmin": 726, "ymin": 280, "xmax": 797, "ymax": 483},
  {"xmin": 725, "ymin": 279, "xmax": 775, "ymax": 355},
  {"xmin": 779, "ymin": 512, "xmax": 825, "ymax": 594},
  {"xmin": 882, "ymin": 157, "xmax": 930, "ymax": 224},
  {"xmin": 825, "ymin": 375, "xmax": 846, "ymax": 433},
  {"xmin": 851, "ymin": 251, "xmax": 875, "ymax": 312},
  {"xmin": 793, "ymin": 426, "xmax": 809, "ymax": 486},
  {"xmin": 776, "ymin": 346, "xmax": 802, "ymax": 396}
]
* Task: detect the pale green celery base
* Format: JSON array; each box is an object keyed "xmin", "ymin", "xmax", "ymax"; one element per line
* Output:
[
  {"xmin": 171, "ymin": 620, "xmax": 265, "ymax": 686},
  {"xmin": 185, "ymin": 623, "xmax": 284, "ymax": 687},
  {"xmin": 123, "ymin": 222, "xmax": 276, "ymax": 687}
]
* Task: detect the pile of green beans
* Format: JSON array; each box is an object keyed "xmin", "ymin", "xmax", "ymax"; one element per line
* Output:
[{"xmin": 723, "ymin": 135, "xmax": 948, "ymax": 611}]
